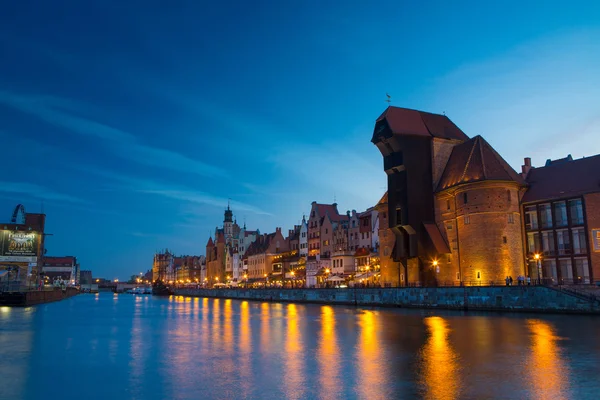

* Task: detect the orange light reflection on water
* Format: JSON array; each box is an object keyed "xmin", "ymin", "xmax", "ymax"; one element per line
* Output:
[
  {"xmin": 357, "ymin": 310, "xmax": 385, "ymax": 399},
  {"xmin": 317, "ymin": 306, "xmax": 340, "ymax": 399},
  {"xmin": 260, "ymin": 303, "xmax": 270, "ymax": 353},
  {"xmin": 284, "ymin": 303, "xmax": 305, "ymax": 400},
  {"xmin": 421, "ymin": 316, "xmax": 461, "ymax": 400},
  {"xmin": 526, "ymin": 319, "xmax": 570, "ymax": 399}
]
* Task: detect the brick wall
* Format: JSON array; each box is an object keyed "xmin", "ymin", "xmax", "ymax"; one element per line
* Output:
[
  {"xmin": 436, "ymin": 182, "xmax": 525, "ymax": 284},
  {"xmin": 584, "ymin": 192, "xmax": 600, "ymax": 283}
]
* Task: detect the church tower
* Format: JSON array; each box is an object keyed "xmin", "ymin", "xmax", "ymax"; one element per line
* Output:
[{"xmin": 224, "ymin": 202, "xmax": 233, "ymax": 244}]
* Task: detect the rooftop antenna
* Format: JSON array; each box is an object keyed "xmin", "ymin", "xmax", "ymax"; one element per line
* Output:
[
  {"xmin": 443, "ymin": 110, "xmax": 446, "ymax": 116},
  {"xmin": 41, "ymin": 199, "xmax": 44, "ymax": 214},
  {"xmin": 334, "ymin": 192, "xmax": 337, "ymax": 203},
  {"xmin": 385, "ymin": 93, "xmax": 391, "ymax": 106}
]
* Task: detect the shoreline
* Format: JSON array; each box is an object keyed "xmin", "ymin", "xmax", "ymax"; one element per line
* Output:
[{"xmin": 174, "ymin": 286, "xmax": 600, "ymax": 315}]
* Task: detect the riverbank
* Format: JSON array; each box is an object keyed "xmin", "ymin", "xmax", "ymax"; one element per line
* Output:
[
  {"xmin": 175, "ymin": 286, "xmax": 600, "ymax": 314},
  {"xmin": 0, "ymin": 287, "xmax": 78, "ymax": 306}
]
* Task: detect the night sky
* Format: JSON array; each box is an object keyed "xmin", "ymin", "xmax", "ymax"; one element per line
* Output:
[{"xmin": 1, "ymin": 1, "xmax": 599, "ymax": 280}]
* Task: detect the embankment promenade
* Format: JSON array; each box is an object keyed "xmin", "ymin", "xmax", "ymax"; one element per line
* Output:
[{"xmin": 175, "ymin": 286, "xmax": 600, "ymax": 315}]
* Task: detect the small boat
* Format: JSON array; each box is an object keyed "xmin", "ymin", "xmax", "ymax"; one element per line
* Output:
[{"xmin": 152, "ymin": 280, "xmax": 174, "ymax": 296}]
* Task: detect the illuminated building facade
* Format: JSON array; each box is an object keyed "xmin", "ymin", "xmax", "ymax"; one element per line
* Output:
[
  {"xmin": 372, "ymin": 107, "xmax": 526, "ymax": 285},
  {"xmin": 372, "ymin": 106, "xmax": 600, "ymax": 286},
  {"xmin": 1, "ymin": 205, "xmax": 45, "ymax": 288},
  {"xmin": 521, "ymin": 154, "xmax": 600, "ymax": 284}
]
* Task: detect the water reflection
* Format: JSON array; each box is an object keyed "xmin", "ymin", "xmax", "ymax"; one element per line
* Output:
[
  {"xmin": 284, "ymin": 304, "xmax": 305, "ymax": 399},
  {"xmin": 1, "ymin": 295, "xmax": 599, "ymax": 400},
  {"xmin": 128, "ymin": 296, "xmax": 145, "ymax": 391},
  {"xmin": 318, "ymin": 306, "xmax": 340, "ymax": 399},
  {"xmin": 0, "ymin": 307, "xmax": 34, "ymax": 399},
  {"xmin": 526, "ymin": 320, "xmax": 570, "ymax": 399},
  {"xmin": 356, "ymin": 310, "xmax": 385, "ymax": 399},
  {"xmin": 238, "ymin": 301, "xmax": 252, "ymax": 398},
  {"xmin": 420, "ymin": 316, "xmax": 461, "ymax": 400},
  {"xmin": 260, "ymin": 302, "xmax": 270, "ymax": 353}
]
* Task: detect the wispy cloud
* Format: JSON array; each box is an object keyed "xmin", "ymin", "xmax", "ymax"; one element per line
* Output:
[
  {"xmin": 0, "ymin": 91, "xmax": 228, "ymax": 178},
  {"xmin": 78, "ymin": 165, "xmax": 272, "ymax": 216},
  {"xmin": 0, "ymin": 181, "xmax": 86, "ymax": 204}
]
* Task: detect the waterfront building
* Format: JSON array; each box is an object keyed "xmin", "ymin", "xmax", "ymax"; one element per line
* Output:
[
  {"xmin": 377, "ymin": 192, "xmax": 404, "ymax": 286},
  {"xmin": 206, "ymin": 233, "xmax": 226, "ymax": 285},
  {"xmin": 206, "ymin": 205, "xmax": 260, "ymax": 285},
  {"xmin": 348, "ymin": 210, "xmax": 360, "ymax": 251},
  {"xmin": 174, "ymin": 255, "xmax": 204, "ymax": 283},
  {"xmin": 0, "ymin": 204, "xmax": 46, "ymax": 288},
  {"xmin": 299, "ymin": 217, "xmax": 308, "ymax": 257},
  {"xmin": 80, "ymin": 270, "xmax": 93, "ymax": 285},
  {"xmin": 358, "ymin": 210, "xmax": 375, "ymax": 250},
  {"xmin": 521, "ymin": 154, "xmax": 600, "ymax": 284},
  {"xmin": 372, "ymin": 107, "xmax": 525, "ymax": 286},
  {"xmin": 43, "ymin": 256, "xmax": 80, "ymax": 285},
  {"xmin": 152, "ymin": 250, "xmax": 174, "ymax": 283},
  {"xmin": 244, "ymin": 228, "xmax": 288, "ymax": 285},
  {"xmin": 306, "ymin": 202, "xmax": 347, "ymax": 287},
  {"xmin": 435, "ymin": 135, "xmax": 526, "ymax": 285},
  {"xmin": 174, "ymin": 257, "xmax": 185, "ymax": 282}
]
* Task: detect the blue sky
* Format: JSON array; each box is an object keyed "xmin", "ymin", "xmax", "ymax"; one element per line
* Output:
[{"xmin": 1, "ymin": 1, "xmax": 599, "ymax": 280}]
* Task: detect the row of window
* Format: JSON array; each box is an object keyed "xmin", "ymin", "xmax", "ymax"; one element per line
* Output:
[
  {"xmin": 525, "ymin": 199, "xmax": 584, "ymax": 230},
  {"xmin": 349, "ymin": 232, "xmax": 370, "ymax": 239},
  {"xmin": 536, "ymin": 257, "xmax": 590, "ymax": 284},
  {"xmin": 527, "ymin": 227, "xmax": 588, "ymax": 256},
  {"xmin": 332, "ymin": 259, "xmax": 345, "ymax": 269}
]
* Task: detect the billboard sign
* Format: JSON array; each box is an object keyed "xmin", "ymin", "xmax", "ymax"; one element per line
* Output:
[
  {"xmin": 593, "ymin": 229, "xmax": 600, "ymax": 253},
  {"xmin": 0, "ymin": 230, "xmax": 39, "ymax": 262}
]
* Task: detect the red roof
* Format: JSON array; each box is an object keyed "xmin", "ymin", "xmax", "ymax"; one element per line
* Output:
[
  {"xmin": 216, "ymin": 233, "xmax": 225, "ymax": 244},
  {"xmin": 313, "ymin": 203, "xmax": 347, "ymax": 223},
  {"xmin": 377, "ymin": 107, "xmax": 469, "ymax": 141},
  {"xmin": 522, "ymin": 154, "xmax": 600, "ymax": 203},
  {"xmin": 206, "ymin": 237, "xmax": 214, "ymax": 247},
  {"xmin": 436, "ymin": 135, "xmax": 525, "ymax": 191}
]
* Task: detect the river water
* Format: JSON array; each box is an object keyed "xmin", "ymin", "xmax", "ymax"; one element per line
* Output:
[{"xmin": 1, "ymin": 293, "xmax": 600, "ymax": 400}]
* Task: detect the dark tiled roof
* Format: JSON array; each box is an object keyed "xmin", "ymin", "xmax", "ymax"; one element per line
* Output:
[
  {"xmin": 545, "ymin": 154, "xmax": 573, "ymax": 167},
  {"xmin": 244, "ymin": 233, "xmax": 276, "ymax": 257},
  {"xmin": 313, "ymin": 203, "xmax": 347, "ymax": 223},
  {"xmin": 376, "ymin": 107, "xmax": 469, "ymax": 141},
  {"xmin": 522, "ymin": 154, "xmax": 600, "ymax": 203},
  {"xmin": 436, "ymin": 135, "xmax": 525, "ymax": 191}
]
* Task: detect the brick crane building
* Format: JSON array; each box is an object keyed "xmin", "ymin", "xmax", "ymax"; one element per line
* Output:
[{"xmin": 372, "ymin": 107, "xmax": 526, "ymax": 286}]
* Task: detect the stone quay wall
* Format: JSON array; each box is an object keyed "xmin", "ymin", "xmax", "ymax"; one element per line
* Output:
[
  {"xmin": 0, "ymin": 287, "xmax": 78, "ymax": 306},
  {"xmin": 174, "ymin": 286, "xmax": 600, "ymax": 314}
]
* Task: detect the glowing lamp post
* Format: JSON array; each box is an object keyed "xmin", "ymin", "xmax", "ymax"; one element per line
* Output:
[
  {"xmin": 534, "ymin": 253, "xmax": 542, "ymax": 284},
  {"xmin": 291, "ymin": 271, "xmax": 295, "ymax": 288}
]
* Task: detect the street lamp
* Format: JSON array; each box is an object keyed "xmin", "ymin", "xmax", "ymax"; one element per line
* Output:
[
  {"xmin": 534, "ymin": 253, "xmax": 542, "ymax": 284},
  {"xmin": 290, "ymin": 271, "xmax": 295, "ymax": 288}
]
